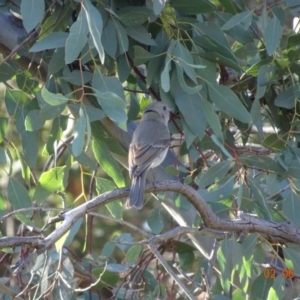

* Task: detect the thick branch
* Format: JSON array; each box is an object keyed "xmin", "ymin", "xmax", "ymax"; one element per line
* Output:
[{"xmin": 2, "ymin": 181, "xmax": 300, "ymax": 274}]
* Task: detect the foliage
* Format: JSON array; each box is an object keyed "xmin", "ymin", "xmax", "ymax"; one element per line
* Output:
[{"xmin": 0, "ymin": 0, "xmax": 300, "ymax": 299}]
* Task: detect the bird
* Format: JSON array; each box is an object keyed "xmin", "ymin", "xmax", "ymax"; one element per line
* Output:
[{"xmin": 125, "ymin": 101, "xmax": 171, "ymax": 209}]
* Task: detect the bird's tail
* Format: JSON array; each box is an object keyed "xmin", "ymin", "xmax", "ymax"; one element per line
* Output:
[{"xmin": 125, "ymin": 171, "xmax": 147, "ymax": 210}]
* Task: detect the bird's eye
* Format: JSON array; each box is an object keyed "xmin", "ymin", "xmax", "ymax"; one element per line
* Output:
[{"xmin": 163, "ymin": 106, "xmax": 167, "ymax": 110}]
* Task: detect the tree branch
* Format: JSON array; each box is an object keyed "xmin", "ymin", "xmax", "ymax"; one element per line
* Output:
[{"xmin": 2, "ymin": 181, "xmax": 300, "ymax": 274}]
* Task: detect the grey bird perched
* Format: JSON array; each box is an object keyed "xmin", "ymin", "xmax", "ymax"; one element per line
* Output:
[{"xmin": 126, "ymin": 102, "xmax": 171, "ymax": 209}]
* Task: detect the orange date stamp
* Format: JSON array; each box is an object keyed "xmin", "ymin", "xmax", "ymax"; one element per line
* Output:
[{"xmin": 263, "ymin": 268, "xmax": 295, "ymax": 279}]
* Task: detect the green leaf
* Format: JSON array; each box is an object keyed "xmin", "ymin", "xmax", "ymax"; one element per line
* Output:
[
  {"xmin": 34, "ymin": 166, "xmax": 66, "ymax": 203},
  {"xmin": 48, "ymin": 48, "xmax": 65, "ymax": 75},
  {"xmin": 217, "ymin": 239, "xmax": 232, "ymax": 293},
  {"xmin": 172, "ymin": 41, "xmax": 197, "ymax": 83},
  {"xmin": 92, "ymin": 137, "xmax": 125, "ymax": 188},
  {"xmin": 0, "ymin": 117, "xmax": 8, "ymax": 143},
  {"xmin": 41, "ymin": 86, "xmax": 69, "ymax": 106},
  {"xmin": 40, "ymin": 102, "xmax": 66, "ymax": 120},
  {"xmin": 65, "ymin": 9, "xmax": 88, "ymax": 64},
  {"xmin": 257, "ymin": 64, "xmax": 276, "ymax": 86},
  {"xmin": 221, "ymin": 10, "xmax": 253, "ymax": 31},
  {"xmin": 7, "ymin": 178, "xmax": 31, "ymax": 209},
  {"xmin": 179, "ymin": 252, "xmax": 194, "ymax": 267},
  {"xmin": 0, "ymin": 61, "xmax": 19, "ymax": 82},
  {"xmin": 92, "ymin": 70, "xmax": 127, "ymax": 127},
  {"xmin": 21, "ymin": 0, "xmax": 45, "ymax": 32},
  {"xmin": 170, "ymin": 0, "xmax": 215, "ymax": 14},
  {"xmin": 95, "ymin": 178, "xmax": 122, "ymax": 219},
  {"xmin": 248, "ymin": 178, "xmax": 273, "ymax": 221},
  {"xmin": 72, "ymin": 107, "xmax": 86, "ymax": 157},
  {"xmin": 118, "ymin": 7, "xmax": 150, "ymax": 27},
  {"xmin": 102, "ymin": 19, "xmax": 117, "ymax": 58},
  {"xmin": 194, "ymin": 32, "xmax": 240, "ymax": 70},
  {"xmin": 92, "ymin": 267, "xmax": 119, "ymax": 289},
  {"xmin": 283, "ymin": 248, "xmax": 300, "ymax": 273},
  {"xmin": 147, "ymin": 207, "xmax": 164, "ymax": 234},
  {"xmin": 94, "ymin": 91, "xmax": 127, "ymax": 126},
  {"xmin": 133, "ymin": 46, "xmax": 155, "ymax": 65},
  {"xmin": 25, "ymin": 110, "xmax": 45, "ymax": 131},
  {"xmin": 101, "ymin": 241, "xmax": 116, "ymax": 256},
  {"xmin": 262, "ymin": 134, "xmax": 286, "ymax": 151},
  {"xmin": 117, "ymin": 54, "xmax": 131, "ymax": 82},
  {"xmin": 56, "ymin": 218, "xmax": 83, "ymax": 250},
  {"xmin": 175, "ymin": 65, "xmax": 202, "ymax": 94},
  {"xmin": 0, "ymin": 146, "xmax": 6, "ymax": 165},
  {"xmin": 69, "ymin": 103, "xmax": 105, "ymax": 122},
  {"xmin": 251, "ymin": 272, "xmax": 272, "ymax": 300},
  {"xmin": 283, "ymin": 191, "xmax": 300, "ymax": 227},
  {"xmin": 196, "ymin": 161, "xmax": 231, "ymax": 188},
  {"xmin": 0, "ymin": 192, "xmax": 7, "ymax": 218},
  {"xmin": 218, "ymin": 0, "xmax": 236, "ymax": 14},
  {"xmin": 113, "ymin": 19, "xmax": 129, "ymax": 56},
  {"xmin": 161, "ymin": 59, "xmax": 171, "ymax": 92},
  {"xmin": 199, "ymin": 97, "xmax": 223, "ymax": 144},
  {"xmin": 173, "ymin": 240, "xmax": 196, "ymax": 253},
  {"xmin": 83, "ymin": 0, "xmax": 104, "ymax": 63},
  {"xmin": 287, "ymin": 34, "xmax": 300, "ymax": 49},
  {"xmin": 193, "ymin": 22, "xmax": 231, "ymax": 49},
  {"xmin": 264, "ymin": 16, "xmax": 282, "ymax": 56},
  {"xmin": 240, "ymin": 155, "xmax": 285, "ymax": 174},
  {"xmin": 208, "ymin": 83, "xmax": 252, "ymax": 124},
  {"xmin": 5, "ymin": 89, "xmax": 30, "ymax": 116},
  {"xmin": 199, "ymin": 51, "xmax": 241, "ymax": 71},
  {"xmin": 171, "ymin": 75, "xmax": 206, "ymax": 140},
  {"xmin": 113, "ymin": 233, "xmax": 134, "ymax": 251},
  {"xmin": 126, "ymin": 245, "xmax": 143, "ymax": 263},
  {"xmin": 126, "ymin": 26, "xmax": 156, "ymax": 46},
  {"xmin": 30, "ymin": 32, "xmax": 69, "ymax": 52},
  {"xmin": 153, "ymin": 0, "xmax": 166, "ymax": 15},
  {"xmin": 274, "ymin": 88, "xmax": 295, "ymax": 109},
  {"xmin": 204, "ymin": 176, "xmax": 234, "ymax": 203},
  {"xmin": 21, "ymin": 130, "xmax": 39, "ymax": 168},
  {"xmin": 286, "ymin": 0, "xmax": 300, "ymax": 8},
  {"xmin": 92, "ymin": 68, "xmax": 125, "ymax": 101}
]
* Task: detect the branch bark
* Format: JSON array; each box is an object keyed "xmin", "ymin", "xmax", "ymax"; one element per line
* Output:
[{"xmin": 2, "ymin": 181, "xmax": 299, "ymax": 274}]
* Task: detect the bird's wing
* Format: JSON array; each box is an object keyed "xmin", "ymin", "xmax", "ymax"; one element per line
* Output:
[{"xmin": 129, "ymin": 138, "xmax": 170, "ymax": 178}]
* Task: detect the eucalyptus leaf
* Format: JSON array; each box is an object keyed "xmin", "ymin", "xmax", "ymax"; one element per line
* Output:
[
  {"xmin": 41, "ymin": 86, "xmax": 69, "ymax": 106},
  {"xmin": 30, "ymin": 33, "xmax": 69, "ymax": 52},
  {"xmin": 102, "ymin": 19, "xmax": 117, "ymax": 58},
  {"xmin": 208, "ymin": 83, "xmax": 252, "ymax": 124},
  {"xmin": 196, "ymin": 161, "xmax": 231, "ymax": 188},
  {"xmin": 118, "ymin": 7, "xmax": 150, "ymax": 27},
  {"xmin": 21, "ymin": 0, "xmax": 45, "ymax": 32},
  {"xmin": 264, "ymin": 16, "xmax": 283, "ymax": 56},
  {"xmin": 92, "ymin": 137, "xmax": 125, "ymax": 188},
  {"xmin": 25, "ymin": 110, "xmax": 45, "ymax": 131},
  {"xmin": 147, "ymin": 207, "xmax": 164, "ymax": 234},
  {"xmin": 65, "ymin": 9, "xmax": 88, "ymax": 64},
  {"xmin": 113, "ymin": 19, "xmax": 129, "ymax": 56},
  {"xmin": 72, "ymin": 107, "xmax": 86, "ymax": 157},
  {"xmin": 274, "ymin": 88, "xmax": 295, "ymax": 109},
  {"xmin": 170, "ymin": 0, "xmax": 215, "ymax": 14},
  {"xmin": 83, "ymin": 0, "xmax": 104, "ymax": 63},
  {"xmin": 171, "ymin": 75, "xmax": 206, "ymax": 140},
  {"xmin": 283, "ymin": 191, "xmax": 300, "ymax": 227},
  {"xmin": 34, "ymin": 166, "xmax": 66, "ymax": 203},
  {"xmin": 7, "ymin": 178, "xmax": 31, "ymax": 209},
  {"xmin": 134, "ymin": 46, "xmax": 155, "ymax": 65},
  {"xmin": 222, "ymin": 10, "xmax": 253, "ymax": 31},
  {"xmin": 126, "ymin": 26, "xmax": 156, "ymax": 46},
  {"xmin": 21, "ymin": 130, "xmax": 39, "ymax": 168},
  {"xmin": 153, "ymin": 0, "xmax": 166, "ymax": 15}
]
